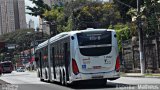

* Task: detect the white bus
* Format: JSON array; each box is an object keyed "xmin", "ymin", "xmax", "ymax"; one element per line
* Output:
[{"xmin": 35, "ymin": 28, "xmax": 120, "ymax": 85}]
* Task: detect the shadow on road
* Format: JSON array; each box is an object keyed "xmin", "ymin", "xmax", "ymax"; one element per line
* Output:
[
  {"xmin": 41, "ymin": 79, "xmax": 137, "ymax": 89},
  {"xmin": 47, "ymin": 80, "xmax": 136, "ymax": 89},
  {"xmin": 69, "ymin": 82, "xmax": 136, "ymax": 89}
]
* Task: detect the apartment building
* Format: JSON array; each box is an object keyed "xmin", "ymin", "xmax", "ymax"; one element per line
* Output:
[
  {"xmin": 17, "ymin": 0, "xmax": 27, "ymax": 29},
  {"xmin": 28, "ymin": 19, "xmax": 35, "ymax": 29},
  {"xmin": 0, "ymin": 0, "xmax": 15, "ymax": 34},
  {"xmin": 0, "ymin": 0, "xmax": 26, "ymax": 35}
]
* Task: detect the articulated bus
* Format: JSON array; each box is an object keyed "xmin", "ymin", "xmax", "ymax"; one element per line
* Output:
[{"xmin": 35, "ymin": 28, "xmax": 120, "ymax": 85}]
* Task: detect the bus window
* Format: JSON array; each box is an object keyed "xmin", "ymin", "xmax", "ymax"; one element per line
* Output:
[
  {"xmin": 77, "ymin": 31, "xmax": 112, "ymax": 56},
  {"xmin": 1, "ymin": 61, "xmax": 13, "ymax": 73}
]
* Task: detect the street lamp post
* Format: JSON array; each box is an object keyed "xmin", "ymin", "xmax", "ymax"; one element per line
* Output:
[
  {"xmin": 36, "ymin": 27, "xmax": 44, "ymax": 38},
  {"xmin": 137, "ymin": 0, "xmax": 145, "ymax": 74},
  {"xmin": 115, "ymin": 0, "xmax": 145, "ymax": 74},
  {"xmin": 43, "ymin": 20, "xmax": 56, "ymax": 37},
  {"xmin": 49, "ymin": 21, "xmax": 56, "ymax": 37}
]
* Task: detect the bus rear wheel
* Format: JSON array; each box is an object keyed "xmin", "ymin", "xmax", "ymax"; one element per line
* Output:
[
  {"xmin": 99, "ymin": 79, "xmax": 107, "ymax": 86},
  {"xmin": 91, "ymin": 79, "xmax": 107, "ymax": 86},
  {"xmin": 40, "ymin": 78, "xmax": 44, "ymax": 82},
  {"xmin": 45, "ymin": 71, "xmax": 48, "ymax": 80},
  {"xmin": 37, "ymin": 71, "xmax": 40, "ymax": 77},
  {"xmin": 60, "ymin": 72, "xmax": 64, "ymax": 85},
  {"xmin": 60, "ymin": 71, "xmax": 67, "ymax": 85}
]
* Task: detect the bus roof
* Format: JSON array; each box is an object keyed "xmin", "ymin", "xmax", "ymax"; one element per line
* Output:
[
  {"xmin": 50, "ymin": 32, "xmax": 70, "ymax": 43},
  {"xmin": 68, "ymin": 28, "xmax": 115, "ymax": 35},
  {"xmin": 0, "ymin": 61, "xmax": 12, "ymax": 63},
  {"xmin": 36, "ymin": 28, "xmax": 115, "ymax": 50},
  {"xmin": 36, "ymin": 40, "xmax": 48, "ymax": 50}
]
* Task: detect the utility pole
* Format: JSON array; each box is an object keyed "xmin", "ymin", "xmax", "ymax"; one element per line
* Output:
[
  {"xmin": 137, "ymin": 0, "xmax": 145, "ymax": 74},
  {"xmin": 115, "ymin": 0, "xmax": 145, "ymax": 74}
]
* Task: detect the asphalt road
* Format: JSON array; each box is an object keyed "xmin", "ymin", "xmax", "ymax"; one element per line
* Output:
[{"xmin": 0, "ymin": 71, "xmax": 160, "ymax": 90}]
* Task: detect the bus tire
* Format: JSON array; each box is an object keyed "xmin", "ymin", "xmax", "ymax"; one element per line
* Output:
[
  {"xmin": 45, "ymin": 70, "xmax": 48, "ymax": 80},
  {"xmin": 100, "ymin": 79, "xmax": 107, "ymax": 86},
  {"xmin": 62, "ymin": 70, "xmax": 66, "ymax": 86},
  {"xmin": 60, "ymin": 71, "xmax": 64, "ymax": 85},
  {"xmin": 60, "ymin": 71, "xmax": 62, "ymax": 84},
  {"xmin": 37, "ymin": 71, "xmax": 40, "ymax": 77},
  {"xmin": 40, "ymin": 78, "xmax": 44, "ymax": 82},
  {"xmin": 92, "ymin": 79, "xmax": 107, "ymax": 86}
]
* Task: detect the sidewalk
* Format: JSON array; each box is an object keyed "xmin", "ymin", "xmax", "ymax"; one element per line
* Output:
[
  {"xmin": 0, "ymin": 79, "xmax": 9, "ymax": 85},
  {"xmin": 121, "ymin": 73, "xmax": 160, "ymax": 78}
]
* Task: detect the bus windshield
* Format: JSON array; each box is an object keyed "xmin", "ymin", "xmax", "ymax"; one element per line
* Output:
[
  {"xmin": 2, "ymin": 63, "xmax": 11, "ymax": 67},
  {"xmin": 77, "ymin": 31, "xmax": 112, "ymax": 56},
  {"xmin": 77, "ymin": 31, "xmax": 111, "ymax": 46}
]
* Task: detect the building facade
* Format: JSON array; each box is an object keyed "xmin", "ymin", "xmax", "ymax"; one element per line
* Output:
[
  {"xmin": 17, "ymin": 0, "xmax": 27, "ymax": 29},
  {"xmin": 0, "ymin": 0, "xmax": 15, "ymax": 35},
  {"xmin": 28, "ymin": 19, "xmax": 34, "ymax": 29},
  {"xmin": 0, "ymin": 0, "xmax": 26, "ymax": 35}
]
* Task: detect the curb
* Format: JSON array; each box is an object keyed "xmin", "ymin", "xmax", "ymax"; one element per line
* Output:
[
  {"xmin": 122, "ymin": 75, "xmax": 160, "ymax": 78},
  {"xmin": 121, "ymin": 75, "xmax": 144, "ymax": 78},
  {"xmin": 144, "ymin": 76, "xmax": 160, "ymax": 78},
  {"xmin": 0, "ymin": 79, "xmax": 9, "ymax": 85}
]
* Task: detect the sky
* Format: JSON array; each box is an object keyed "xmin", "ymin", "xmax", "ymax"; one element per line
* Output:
[{"xmin": 25, "ymin": 0, "xmax": 39, "ymax": 29}]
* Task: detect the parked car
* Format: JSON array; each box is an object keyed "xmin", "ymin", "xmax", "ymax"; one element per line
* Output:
[{"xmin": 16, "ymin": 67, "xmax": 25, "ymax": 72}]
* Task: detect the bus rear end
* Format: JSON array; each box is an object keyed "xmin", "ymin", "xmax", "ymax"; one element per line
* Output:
[
  {"xmin": 71, "ymin": 29, "xmax": 120, "ymax": 83},
  {"xmin": 1, "ymin": 61, "xmax": 13, "ymax": 73}
]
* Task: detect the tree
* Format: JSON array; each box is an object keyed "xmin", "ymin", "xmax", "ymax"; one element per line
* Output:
[
  {"xmin": 142, "ymin": 0, "xmax": 160, "ymax": 36},
  {"xmin": 72, "ymin": 2, "xmax": 121, "ymax": 30},
  {"xmin": 0, "ymin": 29, "xmax": 48, "ymax": 51},
  {"xmin": 113, "ymin": 0, "xmax": 144, "ymax": 22},
  {"xmin": 127, "ymin": 0, "xmax": 160, "ymax": 36},
  {"xmin": 26, "ymin": 0, "xmax": 51, "ymax": 18},
  {"xmin": 109, "ymin": 23, "xmax": 135, "ymax": 50}
]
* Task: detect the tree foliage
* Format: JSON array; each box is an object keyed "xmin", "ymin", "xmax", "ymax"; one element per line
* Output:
[
  {"xmin": 27, "ymin": 0, "xmax": 140, "ymax": 51},
  {"xmin": 142, "ymin": 0, "xmax": 160, "ymax": 36},
  {"xmin": 109, "ymin": 23, "xmax": 136, "ymax": 50},
  {"xmin": 73, "ymin": 3, "xmax": 121, "ymax": 30},
  {"xmin": 113, "ymin": 0, "xmax": 144, "ymax": 22},
  {"xmin": 26, "ymin": 0, "xmax": 51, "ymax": 18},
  {"xmin": 43, "ymin": 5, "xmax": 64, "ymax": 21},
  {"xmin": 127, "ymin": 0, "xmax": 160, "ymax": 36},
  {"xmin": 43, "ymin": 2, "xmax": 121, "ymax": 31},
  {"xmin": 0, "ymin": 29, "xmax": 48, "ymax": 51}
]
